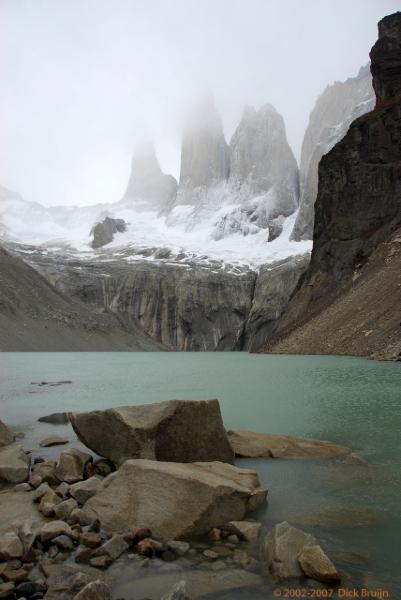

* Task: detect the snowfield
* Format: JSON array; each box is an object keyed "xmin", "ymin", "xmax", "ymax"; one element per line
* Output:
[{"xmin": 0, "ymin": 186, "xmax": 311, "ymax": 268}]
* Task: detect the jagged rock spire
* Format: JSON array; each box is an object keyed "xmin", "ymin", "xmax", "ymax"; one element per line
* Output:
[
  {"xmin": 370, "ymin": 11, "xmax": 401, "ymax": 106},
  {"xmin": 179, "ymin": 96, "xmax": 230, "ymax": 189},
  {"xmin": 124, "ymin": 143, "xmax": 177, "ymax": 211}
]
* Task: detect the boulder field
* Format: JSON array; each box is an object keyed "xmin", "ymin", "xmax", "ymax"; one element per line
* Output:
[{"xmin": 0, "ymin": 399, "xmax": 355, "ymax": 598}]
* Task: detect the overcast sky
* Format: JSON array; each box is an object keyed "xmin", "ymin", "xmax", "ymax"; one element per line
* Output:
[{"xmin": 0, "ymin": 0, "xmax": 399, "ymax": 207}]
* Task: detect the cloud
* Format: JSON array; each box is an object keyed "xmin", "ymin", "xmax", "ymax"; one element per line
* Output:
[{"xmin": 0, "ymin": 0, "xmax": 399, "ymax": 206}]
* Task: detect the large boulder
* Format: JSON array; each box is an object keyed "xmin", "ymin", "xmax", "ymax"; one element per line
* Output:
[
  {"xmin": 0, "ymin": 420, "xmax": 14, "ymax": 447},
  {"xmin": 70, "ymin": 400, "xmax": 234, "ymax": 465},
  {"xmin": 0, "ymin": 445, "xmax": 30, "ymax": 483},
  {"xmin": 298, "ymin": 545, "xmax": 341, "ymax": 584},
  {"xmin": 263, "ymin": 521, "xmax": 316, "ymax": 581},
  {"xmin": 55, "ymin": 448, "xmax": 93, "ymax": 484},
  {"xmin": 82, "ymin": 459, "xmax": 267, "ymax": 539},
  {"xmin": 227, "ymin": 430, "xmax": 351, "ymax": 459},
  {"xmin": 90, "ymin": 217, "xmax": 127, "ymax": 249}
]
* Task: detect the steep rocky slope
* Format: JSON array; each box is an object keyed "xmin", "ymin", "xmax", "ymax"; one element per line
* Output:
[
  {"xmin": 266, "ymin": 12, "xmax": 401, "ymax": 360},
  {"xmin": 0, "ymin": 246, "xmax": 165, "ymax": 351},
  {"xmin": 291, "ymin": 66, "xmax": 375, "ymax": 241}
]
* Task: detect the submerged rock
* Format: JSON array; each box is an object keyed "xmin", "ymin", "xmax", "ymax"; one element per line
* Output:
[
  {"xmin": 73, "ymin": 580, "xmax": 111, "ymax": 600},
  {"xmin": 39, "ymin": 436, "xmax": 69, "ymax": 447},
  {"xmin": 38, "ymin": 412, "xmax": 70, "ymax": 424},
  {"xmin": 263, "ymin": 521, "xmax": 316, "ymax": 581},
  {"xmin": 70, "ymin": 399, "xmax": 234, "ymax": 465},
  {"xmin": 115, "ymin": 568, "xmax": 262, "ymax": 599},
  {"xmin": 43, "ymin": 563, "xmax": 111, "ymax": 600},
  {"xmin": 82, "ymin": 459, "xmax": 267, "ymax": 539},
  {"xmin": 227, "ymin": 430, "xmax": 351, "ymax": 459},
  {"xmin": 0, "ymin": 445, "xmax": 30, "ymax": 483},
  {"xmin": 161, "ymin": 580, "xmax": 190, "ymax": 600}
]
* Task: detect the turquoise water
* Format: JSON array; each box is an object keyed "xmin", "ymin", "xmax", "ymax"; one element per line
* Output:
[{"xmin": 1, "ymin": 353, "xmax": 400, "ymax": 595}]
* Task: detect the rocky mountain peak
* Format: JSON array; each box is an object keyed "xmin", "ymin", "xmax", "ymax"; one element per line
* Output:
[
  {"xmin": 123, "ymin": 143, "xmax": 177, "ymax": 212},
  {"xmin": 179, "ymin": 96, "xmax": 230, "ymax": 189},
  {"xmin": 291, "ymin": 64, "xmax": 375, "ymax": 241},
  {"xmin": 370, "ymin": 11, "xmax": 401, "ymax": 106},
  {"xmin": 229, "ymin": 102, "xmax": 297, "ymax": 192}
]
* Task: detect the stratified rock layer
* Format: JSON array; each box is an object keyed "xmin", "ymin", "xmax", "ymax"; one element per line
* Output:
[
  {"xmin": 70, "ymin": 399, "xmax": 235, "ymax": 465},
  {"xmin": 82, "ymin": 459, "xmax": 267, "ymax": 538}
]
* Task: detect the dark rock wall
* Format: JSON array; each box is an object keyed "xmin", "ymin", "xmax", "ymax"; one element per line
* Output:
[{"xmin": 266, "ymin": 12, "xmax": 401, "ymax": 356}]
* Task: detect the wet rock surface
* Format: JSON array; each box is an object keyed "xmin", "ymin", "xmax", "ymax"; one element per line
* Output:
[
  {"xmin": 82, "ymin": 459, "xmax": 267, "ymax": 538},
  {"xmin": 227, "ymin": 430, "xmax": 352, "ymax": 459},
  {"xmin": 70, "ymin": 400, "xmax": 234, "ymax": 465}
]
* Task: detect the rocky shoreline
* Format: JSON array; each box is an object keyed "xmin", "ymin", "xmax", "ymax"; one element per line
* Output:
[{"xmin": 0, "ymin": 399, "xmax": 374, "ymax": 599}]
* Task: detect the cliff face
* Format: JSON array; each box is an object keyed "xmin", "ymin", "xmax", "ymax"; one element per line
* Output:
[
  {"xmin": 221, "ymin": 104, "xmax": 299, "ymax": 240},
  {"xmin": 178, "ymin": 97, "xmax": 230, "ymax": 192},
  {"xmin": 267, "ymin": 11, "xmax": 401, "ymax": 359},
  {"xmin": 13, "ymin": 244, "xmax": 308, "ymax": 352},
  {"xmin": 291, "ymin": 65, "xmax": 375, "ymax": 241}
]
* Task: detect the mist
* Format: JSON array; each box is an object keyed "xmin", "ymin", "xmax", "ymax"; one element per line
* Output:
[{"xmin": 0, "ymin": 0, "xmax": 399, "ymax": 207}]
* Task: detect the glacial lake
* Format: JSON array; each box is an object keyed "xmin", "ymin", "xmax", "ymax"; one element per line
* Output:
[{"xmin": 1, "ymin": 352, "xmax": 401, "ymax": 597}]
